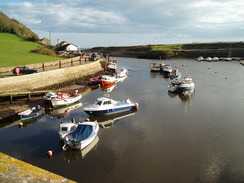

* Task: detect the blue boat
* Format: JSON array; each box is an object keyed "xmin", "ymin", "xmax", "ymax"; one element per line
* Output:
[
  {"xmin": 83, "ymin": 96, "xmax": 139, "ymax": 116},
  {"xmin": 18, "ymin": 105, "xmax": 44, "ymax": 120}
]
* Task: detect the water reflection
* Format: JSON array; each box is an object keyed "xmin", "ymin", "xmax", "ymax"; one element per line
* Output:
[
  {"xmin": 88, "ymin": 109, "xmax": 138, "ymax": 128},
  {"xmin": 100, "ymin": 83, "xmax": 117, "ymax": 93},
  {"xmin": 46, "ymin": 101, "xmax": 82, "ymax": 119},
  {"xmin": 62, "ymin": 136, "xmax": 99, "ymax": 163},
  {"xmin": 18, "ymin": 113, "xmax": 45, "ymax": 129}
]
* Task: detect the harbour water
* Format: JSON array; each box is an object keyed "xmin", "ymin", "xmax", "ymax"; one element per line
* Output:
[{"xmin": 0, "ymin": 57, "xmax": 244, "ymax": 183}]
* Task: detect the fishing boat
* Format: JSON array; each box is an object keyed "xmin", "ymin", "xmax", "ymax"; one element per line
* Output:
[
  {"xmin": 149, "ymin": 62, "xmax": 161, "ymax": 72},
  {"xmin": 100, "ymin": 75, "xmax": 116, "ymax": 85},
  {"xmin": 163, "ymin": 65, "xmax": 173, "ymax": 74},
  {"xmin": 116, "ymin": 68, "xmax": 128, "ymax": 78},
  {"xmin": 169, "ymin": 68, "xmax": 181, "ymax": 79},
  {"xmin": 107, "ymin": 60, "xmax": 117, "ymax": 73},
  {"xmin": 59, "ymin": 118, "xmax": 78, "ymax": 139},
  {"xmin": 197, "ymin": 56, "xmax": 204, "ymax": 61},
  {"xmin": 83, "ymin": 96, "xmax": 139, "ymax": 116},
  {"xmin": 18, "ymin": 105, "xmax": 44, "ymax": 121},
  {"xmin": 43, "ymin": 91, "xmax": 68, "ymax": 103},
  {"xmin": 177, "ymin": 74, "xmax": 195, "ymax": 95},
  {"xmin": 60, "ymin": 120, "xmax": 99, "ymax": 151},
  {"xmin": 168, "ymin": 79, "xmax": 182, "ymax": 93},
  {"xmin": 50, "ymin": 90, "xmax": 82, "ymax": 107},
  {"xmin": 89, "ymin": 76, "xmax": 101, "ymax": 85}
]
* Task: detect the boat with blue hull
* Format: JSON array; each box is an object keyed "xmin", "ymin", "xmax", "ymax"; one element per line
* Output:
[
  {"xmin": 83, "ymin": 96, "xmax": 139, "ymax": 116},
  {"xmin": 18, "ymin": 105, "xmax": 44, "ymax": 121}
]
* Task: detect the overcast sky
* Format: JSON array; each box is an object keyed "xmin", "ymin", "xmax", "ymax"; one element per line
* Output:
[{"xmin": 1, "ymin": 0, "xmax": 244, "ymax": 48}]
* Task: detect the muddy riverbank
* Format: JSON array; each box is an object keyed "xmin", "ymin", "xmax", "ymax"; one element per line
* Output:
[{"xmin": 0, "ymin": 71, "xmax": 102, "ymax": 122}]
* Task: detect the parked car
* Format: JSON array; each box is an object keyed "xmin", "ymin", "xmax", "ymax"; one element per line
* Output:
[{"xmin": 13, "ymin": 66, "xmax": 38, "ymax": 75}]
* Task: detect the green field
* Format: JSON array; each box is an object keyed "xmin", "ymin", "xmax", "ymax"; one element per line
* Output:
[{"xmin": 0, "ymin": 33, "xmax": 64, "ymax": 67}]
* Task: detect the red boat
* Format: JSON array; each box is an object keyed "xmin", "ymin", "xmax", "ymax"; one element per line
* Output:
[{"xmin": 90, "ymin": 76, "xmax": 101, "ymax": 85}]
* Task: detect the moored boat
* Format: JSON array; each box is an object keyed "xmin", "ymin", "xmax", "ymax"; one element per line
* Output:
[
  {"xmin": 43, "ymin": 91, "xmax": 68, "ymax": 103},
  {"xmin": 149, "ymin": 62, "xmax": 161, "ymax": 72},
  {"xmin": 163, "ymin": 65, "xmax": 173, "ymax": 74},
  {"xmin": 89, "ymin": 76, "xmax": 101, "ymax": 85},
  {"xmin": 83, "ymin": 96, "xmax": 139, "ymax": 116},
  {"xmin": 60, "ymin": 120, "xmax": 99, "ymax": 151},
  {"xmin": 177, "ymin": 74, "xmax": 195, "ymax": 95},
  {"xmin": 116, "ymin": 68, "xmax": 128, "ymax": 78},
  {"xmin": 100, "ymin": 75, "xmax": 116, "ymax": 85},
  {"xmin": 18, "ymin": 105, "xmax": 44, "ymax": 121},
  {"xmin": 50, "ymin": 91, "xmax": 82, "ymax": 107}
]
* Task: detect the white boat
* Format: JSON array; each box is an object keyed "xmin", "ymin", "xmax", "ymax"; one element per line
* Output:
[
  {"xmin": 177, "ymin": 74, "xmax": 195, "ymax": 95},
  {"xmin": 83, "ymin": 96, "xmax": 139, "ymax": 116},
  {"xmin": 60, "ymin": 120, "xmax": 99, "ymax": 151},
  {"xmin": 149, "ymin": 62, "xmax": 161, "ymax": 72},
  {"xmin": 59, "ymin": 118, "xmax": 78, "ymax": 139},
  {"xmin": 197, "ymin": 56, "xmax": 204, "ymax": 61},
  {"xmin": 100, "ymin": 75, "xmax": 116, "ymax": 85},
  {"xmin": 168, "ymin": 78, "xmax": 182, "ymax": 93},
  {"xmin": 50, "ymin": 91, "xmax": 82, "ymax": 107},
  {"xmin": 206, "ymin": 57, "xmax": 212, "ymax": 62},
  {"xmin": 116, "ymin": 68, "xmax": 128, "ymax": 78},
  {"xmin": 169, "ymin": 68, "xmax": 181, "ymax": 79},
  {"xmin": 212, "ymin": 57, "xmax": 219, "ymax": 61},
  {"xmin": 163, "ymin": 65, "xmax": 173, "ymax": 74}
]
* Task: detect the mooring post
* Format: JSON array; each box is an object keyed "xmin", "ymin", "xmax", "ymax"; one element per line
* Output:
[
  {"xmin": 28, "ymin": 93, "xmax": 31, "ymax": 101},
  {"xmin": 59, "ymin": 61, "xmax": 62, "ymax": 68},
  {"xmin": 71, "ymin": 59, "xmax": 73, "ymax": 66},
  {"xmin": 42, "ymin": 63, "xmax": 45, "ymax": 71},
  {"xmin": 9, "ymin": 94, "xmax": 12, "ymax": 104}
]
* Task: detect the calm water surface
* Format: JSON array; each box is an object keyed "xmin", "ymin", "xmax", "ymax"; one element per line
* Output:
[{"xmin": 0, "ymin": 58, "xmax": 244, "ymax": 183}]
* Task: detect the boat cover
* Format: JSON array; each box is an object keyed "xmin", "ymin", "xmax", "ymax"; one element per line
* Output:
[{"xmin": 67, "ymin": 124, "xmax": 93, "ymax": 142}]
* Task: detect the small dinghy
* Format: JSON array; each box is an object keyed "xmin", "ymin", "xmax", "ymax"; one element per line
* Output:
[
  {"xmin": 18, "ymin": 105, "xmax": 44, "ymax": 121},
  {"xmin": 83, "ymin": 96, "xmax": 139, "ymax": 116},
  {"xmin": 60, "ymin": 119, "xmax": 99, "ymax": 151}
]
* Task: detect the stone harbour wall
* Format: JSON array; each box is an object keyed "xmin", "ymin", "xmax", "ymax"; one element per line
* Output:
[{"xmin": 0, "ymin": 59, "xmax": 105, "ymax": 93}]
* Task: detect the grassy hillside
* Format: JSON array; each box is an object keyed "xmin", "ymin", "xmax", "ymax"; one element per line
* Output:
[
  {"xmin": 0, "ymin": 12, "xmax": 39, "ymax": 41},
  {"xmin": 0, "ymin": 33, "xmax": 64, "ymax": 67},
  {"xmin": 91, "ymin": 42, "xmax": 244, "ymax": 59}
]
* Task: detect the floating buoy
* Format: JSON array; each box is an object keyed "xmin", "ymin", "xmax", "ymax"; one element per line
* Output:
[
  {"xmin": 215, "ymin": 72, "xmax": 217, "ymax": 74},
  {"xmin": 46, "ymin": 150, "xmax": 54, "ymax": 158},
  {"xmin": 225, "ymin": 77, "xmax": 228, "ymax": 79},
  {"xmin": 18, "ymin": 122, "xmax": 23, "ymax": 128}
]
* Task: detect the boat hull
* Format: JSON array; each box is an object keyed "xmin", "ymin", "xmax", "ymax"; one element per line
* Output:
[
  {"xmin": 84, "ymin": 105, "xmax": 137, "ymax": 115},
  {"xmin": 51, "ymin": 95, "xmax": 82, "ymax": 107},
  {"xmin": 18, "ymin": 107, "xmax": 44, "ymax": 121}
]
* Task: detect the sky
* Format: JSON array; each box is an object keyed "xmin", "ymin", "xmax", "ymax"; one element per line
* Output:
[{"xmin": 0, "ymin": 0, "xmax": 244, "ymax": 48}]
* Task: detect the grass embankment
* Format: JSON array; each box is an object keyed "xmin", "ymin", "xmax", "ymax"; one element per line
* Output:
[
  {"xmin": 91, "ymin": 42, "xmax": 244, "ymax": 59},
  {"xmin": 0, "ymin": 33, "xmax": 64, "ymax": 67}
]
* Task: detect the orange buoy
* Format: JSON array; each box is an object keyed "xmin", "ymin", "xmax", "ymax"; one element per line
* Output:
[
  {"xmin": 46, "ymin": 150, "xmax": 54, "ymax": 158},
  {"xmin": 18, "ymin": 122, "xmax": 23, "ymax": 128}
]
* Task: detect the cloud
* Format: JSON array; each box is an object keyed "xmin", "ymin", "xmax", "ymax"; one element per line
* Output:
[{"xmin": 1, "ymin": 0, "xmax": 244, "ymax": 47}]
